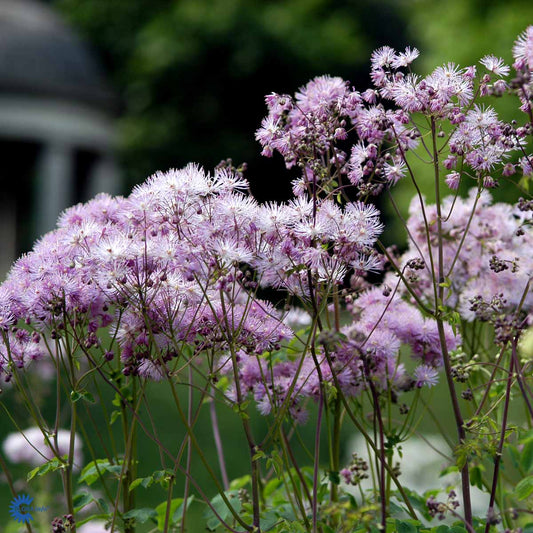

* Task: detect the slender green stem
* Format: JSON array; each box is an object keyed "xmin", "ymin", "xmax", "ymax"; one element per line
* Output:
[
  {"xmin": 484, "ymin": 347, "xmax": 514, "ymax": 533},
  {"xmin": 368, "ymin": 379, "xmax": 386, "ymax": 530},
  {"xmin": 279, "ymin": 433, "xmax": 312, "ymax": 529},
  {"xmin": 312, "ymin": 389, "xmax": 324, "ymax": 533},
  {"xmin": 219, "ymin": 289, "xmax": 261, "ymax": 532},
  {"xmin": 431, "ymin": 118, "xmax": 472, "ymax": 530},
  {"xmin": 330, "ymin": 397, "xmax": 341, "ymax": 504},
  {"xmin": 321, "ymin": 348, "xmax": 418, "ymax": 519},
  {"xmin": 179, "ymin": 366, "xmax": 194, "ymax": 533},
  {"xmin": 281, "ymin": 429, "xmax": 313, "ymax": 510},
  {"xmin": 210, "ymin": 391, "xmax": 230, "ymax": 489},
  {"xmin": 0, "ymin": 451, "xmax": 34, "ymax": 533}
]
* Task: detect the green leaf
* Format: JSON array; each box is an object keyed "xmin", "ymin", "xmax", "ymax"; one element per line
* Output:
[
  {"xmin": 252, "ymin": 450, "xmax": 265, "ymax": 461},
  {"xmin": 203, "ymin": 491, "xmax": 241, "ymax": 531},
  {"xmin": 522, "ymin": 522, "xmax": 533, "ymax": 533},
  {"xmin": 431, "ymin": 526, "xmax": 451, "ymax": 533},
  {"xmin": 439, "ymin": 465, "xmax": 459, "ymax": 477},
  {"xmin": 260, "ymin": 510, "xmax": 280, "ymax": 531},
  {"xmin": 515, "ymin": 475, "xmax": 533, "ymax": 500},
  {"xmin": 470, "ymin": 464, "xmax": 485, "ymax": 490},
  {"xmin": 129, "ymin": 476, "xmax": 153, "ymax": 492},
  {"xmin": 327, "ymin": 470, "xmax": 340, "ymax": 485},
  {"xmin": 264, "ymin": 478, "xmax": 282, "ymax": 498},
  {"xmin": 73, "ymin": 492, "xmax": 95, "ymax": 512},
  {"xmin": 155, "ymin": 496, "xmax": 194, "ymax": 530},
  {"xmin": 214, "ymin": 376, "xmax": 229, "ymax": 392},
  {"xmin": 396, "ymin": 519, "xmax": 420, "ymax": 533},
  {"xmin": 153, "ymin": 469, "xmax": 173, "ymax": 488},
  {"xmin": 112, "ymin": 393, "xmax": 122, "ymax": 407},
  {"xmin": 156, "ymin": 498, "xmax": 183, "ymax": 531},
  {"xmin": 27, "ymin": 457, "xmax": 65, "ymax": 481},
  {"xmin": 123, "ymin": 508, "xmax": 158, "ymax": 524},
  {"xmin": 70, "ymin": 389, "xmax": 95, "ymax": 403},
  {"xmin": 520, "ymin": 438, "xmax": 533, "ymax": 473},
  {"xmin": 229, "ymin": 475, "xmax": 251, "ymax": 490},
  {"xmin": 110, "ymin": 410, "xmax": 121, "ymax": 425},
  {"xmin": 78, "ymin": 459, "xmax": 123, "ymax": 486},
  {"xmin": 439, "ymin": 277, "xmax": 451, "ymax": 288},
  {"xmin": 282, "ymin": 521, "xmax": 306, "ymax": 532},
  {"xmin": 173, "ymin": 495, "xmax": 194, "ymax": 522},
  {"xmin": 97, "ymin": 498, "xmax": 110, "ymax": 514}
]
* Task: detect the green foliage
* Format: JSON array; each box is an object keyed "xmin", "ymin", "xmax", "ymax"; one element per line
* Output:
[
  {"xmin": 70, "ymin": 388, "xmax": 95, "ymax": 403},
  {"xmin": 78, "ymin": 458, "xmax": 124, "ymax": 486},
  {"xmin": 203, "ymin": 490, "xmax": 243, "ymax": 531},
  {"xmin": 405, "ymin": 0, "xmax": 533, "ymax": 72},
  {"xmin": 73, "ymin": 491, "xmax": 97, "ymax": 513},
  {"xmin": 54, "ymin": 0, "xmax": 407, "ymax": 198},
  {"xmin": 129, "ymin": 469, "xmax": 175, "ymax": 492},
  {"xmin": 27, "ymin": 456, "xmax": 66, "ymax": 481},
  {"xmin": 155, "ymin": 496, "xmax": 194, "ymax": 530},
  {"xmin": 514, "ymin": 475, "xmax": 533, "ymax": 500},
  {"xmin": 122, "ymin": 507, "xmax": 158, "ymax": 524}
]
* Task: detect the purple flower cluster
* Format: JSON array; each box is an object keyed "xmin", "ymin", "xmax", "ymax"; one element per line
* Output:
[
  {"xmin": 255, "ymin": 72, "xmax": 419, "ymax": 196},
  {"xmin": 254, "ymin": 198, "xmax": 383, "ymax": 295},
  {"xmin": 401, "ymin": 189, "xmax": 533, "ymax": 320},
  {"xmin": 512, "ymin": 26, "xmax": 533, "ymax": 114},
  {"xmin": 0, "ymin": 166, "xmax": 295, "ymax": 381},
  {"xmin": 0, "ymin": 161, "xmax": 385, "ymax": 401},
  {"xmin": 257, "ymin": 27, "xmax": 533, "ymax": 197},
  {"xmin": 255, "ymin": 75, "xmax": 358, "ymax": 165},
  {"xmin": 226, "ymin": 282, "xmax": 460, "ymax": 420},
  {"xmin": 344, "ymin": 287, "xmax": 459, "ymax": 389},
  {"xmin": 1, "ymin": 27, "xmax": 531, "ymax": 426}
]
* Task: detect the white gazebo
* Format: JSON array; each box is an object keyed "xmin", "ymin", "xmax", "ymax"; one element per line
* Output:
[{"xmin": 0, "ymin": 0, "xmax": 121, "ymax": 274}]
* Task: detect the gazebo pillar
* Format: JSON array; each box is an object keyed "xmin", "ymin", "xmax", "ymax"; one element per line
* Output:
[
  {"xmin": 0, "ymin": 196, "xmax": 16, "ymax": 275},
  {"xmin": 35, "ymin": 140, "xmax": 74, "ymax": 234},
  {"xmin": 88, "ymin": 153, "xmax": 121, "ymax": 199}
]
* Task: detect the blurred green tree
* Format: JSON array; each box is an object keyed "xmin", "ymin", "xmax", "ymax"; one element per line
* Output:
[
  {"xmin": 386, "ymin": 0, "xmax": 533, "ymax": 221},
  {"xmin": 404, "ymin": 0, "xmax": 533, "ymax": 72},
  {"xmin": 54, "ymin": 0, "xmax": 408, "ymax": 200}
]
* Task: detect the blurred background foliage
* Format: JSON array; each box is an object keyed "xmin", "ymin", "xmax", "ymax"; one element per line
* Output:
[
  {"xmin": 52, "ymin": 0, "xmax": 533, "ymax": 238},
  {"xmin": 394, "ymin": 0, "xmax": 533, "ymax": 228},
  {"xmin": 53, "ymin": 0, "xmax": 409, "ymax": 202},
  {"xmin": 406, "ymin": 0, "xmax": 533, "ymax": 71}
]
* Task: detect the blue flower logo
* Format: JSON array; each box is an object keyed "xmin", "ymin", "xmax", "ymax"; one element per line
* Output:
[{"xmin": 9, "ymin": 493, "xmax": 34, "ymax": 523}]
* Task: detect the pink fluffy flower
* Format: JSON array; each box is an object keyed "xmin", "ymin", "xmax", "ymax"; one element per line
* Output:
[{"xmin": 513, "ymin": 25, "xmax": 533, "ymax": 70}]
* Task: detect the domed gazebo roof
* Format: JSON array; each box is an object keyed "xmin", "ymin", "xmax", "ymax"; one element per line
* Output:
[
  {"xmin": 0, "ymin": 0, "xmax": 115, "ymax": 112},
  {"xmin": 0, "ymin": 0, "xmax": 121, "ymax": 275}
]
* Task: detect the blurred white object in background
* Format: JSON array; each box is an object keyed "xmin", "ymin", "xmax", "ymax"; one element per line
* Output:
[
  {"xmin": 2, "ymin": 426, "xmax": 83, "ymax": 471},
  {"xmin": 0, "ymin": 0, "xmax": 121, "ymax": 276},
  {"xmin": 346, "ymin": 434, "xmax": 487, "ymax": 521}
]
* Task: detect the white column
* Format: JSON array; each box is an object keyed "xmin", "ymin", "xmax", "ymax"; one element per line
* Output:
[
  {"xmin": 87, "ymin": 153, "xmax": 122, "ymax": 198},
  {"xmin": 35, "ymin": 141, "xmax": 74, "ymax": 235},
  {"xmin": 0, "ymin": 195, "xmax": 16, "ymax": 278}
]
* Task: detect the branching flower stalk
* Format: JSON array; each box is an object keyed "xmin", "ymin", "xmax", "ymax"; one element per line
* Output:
[
  {"xmin": 0, "ymin": 25, "xmax": 532, "ymax": 533},
  {"xmin": 431, "ymin": 116, "xmax": 473, "ymax": 529}
]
